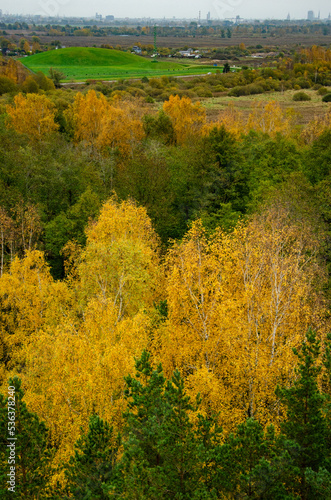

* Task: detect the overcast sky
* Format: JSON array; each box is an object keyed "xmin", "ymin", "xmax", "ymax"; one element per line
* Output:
[{"xmin": 6, "ymin": 0, "xmax": 331, "ymax": 21}]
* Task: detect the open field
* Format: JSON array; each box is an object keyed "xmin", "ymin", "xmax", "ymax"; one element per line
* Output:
[
  {"xmin": 9, "ymin": 31, "xmax": 331, "ymax": 50},
  {"xmin": 203, "ymin": 88, "xmax": 331, "ymax": 125},
  {"xmin": 23, "ymin": 47, "xmax": 218, "ymax": 81}
]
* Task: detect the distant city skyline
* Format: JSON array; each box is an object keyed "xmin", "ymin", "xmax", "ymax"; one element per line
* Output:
[{"xmin": 4, "ymin": 0, "xmax": 331, "ymax": 21}]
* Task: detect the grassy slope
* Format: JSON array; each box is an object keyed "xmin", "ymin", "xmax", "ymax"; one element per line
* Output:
[{"xmin": 23, "ymin": 47, "xmax": 216, "ymax": 81}]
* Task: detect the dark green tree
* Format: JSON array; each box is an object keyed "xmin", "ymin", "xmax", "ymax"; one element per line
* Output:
[
  {"xmin": 0, "ymin": 377, "xmax": 53, "ymax": 499},
  {"xmin": 63, "ymin": 414, "xmax": 120, "ymax": 499},
  {"xmin": 120, "ymin": 350, "xmax": 217, "ymax": 499},
  {"xmin": 276, "ymin": 329, "xmax": 328, "ymax": 499},
  {"xmin": 223, "ymin": 62, "xmax": 231, "ymax": 73},
  {"xmin": 216, "ymin": 418, "xmax": 294, "ymax": 499}
]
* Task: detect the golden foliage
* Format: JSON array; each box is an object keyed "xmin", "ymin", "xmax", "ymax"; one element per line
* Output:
[
  {"xmin": 12, "ymin": 198, "xmax": 162, "ymax": 478},
  {"xmin": 0, "ymin": 59, "xmax": 27, "ymax": 84},
  {"xmin": 300, "ymin": 108, "xmax": 331, "ymax": 144},
  {"xmin": 78, "ymin": 197, "xmax": 162, "ymax": 317},
  {"xmin": 6, "ymin": 93, "xmax": 59, "ymax": 142},
  {"xmin": 0, "ymin": 251, "xmax": 67, "ymax": 384},
  {"xmin": 163, "ymin": 94, "xmax": 206, "ymax": 144},
  {"xmin": 210, "ymin": 101, "xmax": 294, "ymax": 140},
  {"xmin": 206, "ymin": 102, "xmax": 245, "ymax": 139},
  {"xmin": 66, "ymin": 89, "xmax": 145, "ymax": 155},
  {"xmin": 246, "ymin": 100, "xmax": 294, "ymax": 137},
  {"xmin": 156, "ymin": 202, "xmax": 325, "ymax": 430}
]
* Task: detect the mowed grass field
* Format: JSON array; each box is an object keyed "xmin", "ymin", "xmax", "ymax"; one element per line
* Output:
[{"xmin": 23, "ymin": 47, "xmax": 218, "ymax": 82}]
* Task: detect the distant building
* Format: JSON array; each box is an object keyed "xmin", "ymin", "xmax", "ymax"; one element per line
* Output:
[
  {"xmin": 96, "ymin": 12, "xmax": 102, "ymax": 21},
  {"xmin": 207, "ymin": 11, "xmax": 211, "ymax": 21},
  {"xmin": 286, "ymin": 13, "xmax": 290, "ymax": 21},
  {"xmin": 132, "ymin": 45, "xmax": 142, "ymax": 54},
  {"xmin": 307, "ymin": 10, "xmax": 314, "ymax": 21},
  {"xmin": 106, "ymin": 15, "xmax": 114, "ymax": 21},
  {"xmin": 0, "ymin": 9, "xmax": 2, "ymax": 17}
]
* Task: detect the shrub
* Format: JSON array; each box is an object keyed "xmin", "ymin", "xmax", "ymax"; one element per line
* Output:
[
  {"xmin": 317, "ymin": 87, "xmax": 328, "ymax": 96},
  {"xmin": 322, "ymin": 93, "xmax": 331, "ymax": 102},
  {"xmin": 22, "ymin": 76, "xmax": 39, "ymax": 94},
  {"xmin": 228, "ymin": 83, "xmax": 264, "ymax": 97},
  {"xmin": 193, "ymin": 86, "xmax": 213, "ymax": 98},
  {"xmin": 294, "ymin": 77, "xmax": 311, "ymax": 89},
  {"xmin": 0, "ymin": 76, "xmax": 17, "ymax": 95},
  {"xmin": 293, "ymin": 91, "xmax": 311, "ymax": 101}
]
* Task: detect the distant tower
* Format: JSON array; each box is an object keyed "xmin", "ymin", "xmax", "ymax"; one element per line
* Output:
[
  {"xmin": 307, "ymin": 10, "xmax": 314, "ymax": 21},
  {"xmin": 286, "ymin": 12, "xmax": 290, "ymax": 21},
  {"xmin": 318, "ymin": 10, "xmax": 320, "ymax": 19},
  {"xmin": 153, "ymin": 26, "xmax": 157, "ymax": 58},
  {"xmin": 207, "ymin": 11, "xmax": 211, "ymax": 22},
  {"xmin": 198, "ymin": 11, "xmax": 201, "ymax": 25}
]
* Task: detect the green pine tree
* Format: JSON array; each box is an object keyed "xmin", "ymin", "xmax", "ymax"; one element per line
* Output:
[
  {"xmin": 120, "ymin": 350, "xmax": 216, "ymax": 499},
  {"xmin": 276, "ymin": 328, "xmax": 328, "ymax": 500},
  {"xmin": 0, "ymin": 376, "xmax": 53, "ymax": 499},
  {"xmin": 216, "ymin": 418, "xmax": 294, "ymax": 499},
  {"xmin": 62, "ymin": 414, "xmax": 120, "ymax": 499}
]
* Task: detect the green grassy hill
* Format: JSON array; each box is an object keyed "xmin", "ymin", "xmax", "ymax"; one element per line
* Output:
[{"xmin": 23, "ymin": 47, "xmax": 216, "ymax": 82}]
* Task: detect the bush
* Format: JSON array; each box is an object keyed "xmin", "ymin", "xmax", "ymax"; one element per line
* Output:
[
  {"xmin": 22, "ymin": 76, "xmax": 39, "ymax": 94},
  {"xmin": 193, "ymin": 86, "xmax": 213, "ymax": 98},
  {"xmin": 322, "ymin": 93, "xmax": 331, "ymax": 102},
  {"xmin": 317, "ymin": 87, "xmax": 328, "ymax": 96},
  {"xmin": 294, "ymin": 77, "xmax": 311, "ymax": 89},
  {"xmin": 0, "ymin": 76, "xmax": 17, "ymax": 95},
  {"xmin": 228, "ymin": 83, "xmax": 264, "ymax": 97},
  {"xmin": 293, "ymin": 91, "xmax": 311, "ymax": 101}
]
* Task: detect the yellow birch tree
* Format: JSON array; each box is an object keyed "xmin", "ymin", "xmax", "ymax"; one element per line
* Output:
[
  {"xmin": 163, "ymin": 94, "xmax": 206, "ymax": 144},
  {"xmin": 6, "ymin": 93, "xmax": 59, "ymax": 142}
]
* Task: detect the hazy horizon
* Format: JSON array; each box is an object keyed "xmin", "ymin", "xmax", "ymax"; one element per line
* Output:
[{"xmin": 5, "ymin": 0, "xmax": 331, "ymax": 21}]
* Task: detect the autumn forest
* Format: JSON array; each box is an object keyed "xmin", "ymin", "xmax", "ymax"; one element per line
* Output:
[{"xmin": 0, "ymin": 45, "xmax": 331, "ymax": 499}]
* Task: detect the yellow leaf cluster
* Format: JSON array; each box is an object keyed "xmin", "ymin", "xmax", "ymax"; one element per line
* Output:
[
  {"xmin": 300, "ymin": 108, "xmax": 331, "ymax": 144},
  {"xmin": 246, "ymin": 100, "xmax": 294, "ymax": 137},
  {"xmin": 6, "ymin": 93, "xmax": 59, "ymax": 142},
  {"xmin": 156, "ymin": 202, "xmax": 325, "ymax": 430},
  {"xmin": 205, "ymin": 102, "xmax": 245, "ymax": 139},
  {"xmin": 0, "ymin": 198, "xmax": 163, "ymax": 480},
  {"xmin": 78, "ymin": 197, "xmax": 162, "ymax": 317},
  {"xmin": 163, "ymin": 94, "xmax": 206, "ymax": 144},
  {"xmin": 209, "ymin": 101, "xmax": 294, "ymax": 140},
  {"xmin": 66, "ymin": 89, "xmax": 145, "ymax": 155}
]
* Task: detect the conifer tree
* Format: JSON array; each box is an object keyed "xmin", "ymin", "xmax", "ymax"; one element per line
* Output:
[
  {"xmin": 120, "ymin": 350, "xmax": 215, "ymax": 499},
  {"xmin": 63, "ymin": 414, "xmax": 120, "ymax": 499},
  {"xmin": 276, "ymin": 329, "xmax": 328, "ymax": 499},
  {"xmin": 0, "ymin": 377, "xmax": 53, "ymax": 499}
]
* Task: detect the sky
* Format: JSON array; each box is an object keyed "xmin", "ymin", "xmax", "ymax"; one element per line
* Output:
[{"xmin": 6, "ymin": 0, "xmax": 331, "ymax": 21}]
